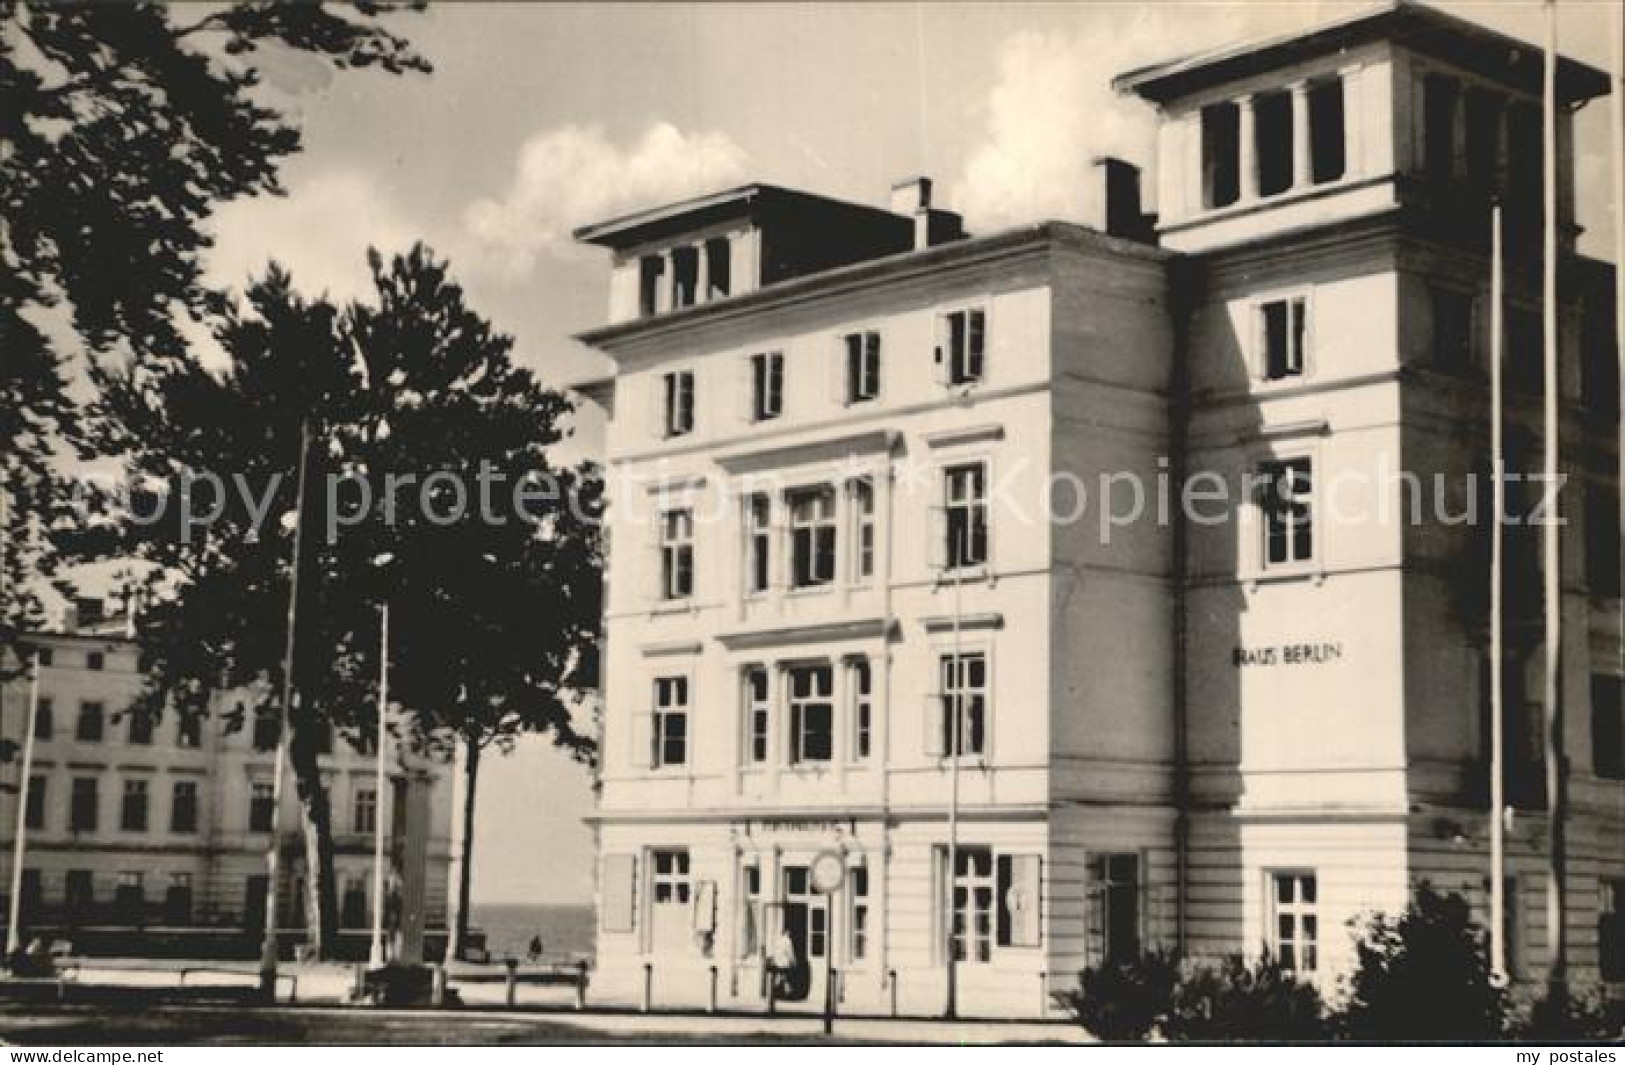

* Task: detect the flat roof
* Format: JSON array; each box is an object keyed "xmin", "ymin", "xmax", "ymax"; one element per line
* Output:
[
  {"xmin": 1114, "ymin": 0, "xmax": 1609, "ymax": 106},
  {"xmin": 572, "ymin": 183, "xmax": 909, "ymax": 250}
]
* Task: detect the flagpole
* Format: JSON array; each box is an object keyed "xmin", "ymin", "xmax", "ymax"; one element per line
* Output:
[
  {"xmin": 1489, "ymin": 199, "xmax": 1507, "ymax": 983},
  {"xmin": 1539, "ymin": 0, "xmax": 1567, "ymax": 1003},
  {"xmin": 370, "ymin": 602, "xmax": 389, "ymax": 968},
  {"xmin": 5, "ymin": 653, "xmax": 40, "ymax": 955}
]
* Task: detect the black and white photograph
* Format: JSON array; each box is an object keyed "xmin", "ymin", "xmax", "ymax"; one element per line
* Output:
[{"xmin": 2, "ymin": 0, "xmax": 1624, "ymax": 1050}]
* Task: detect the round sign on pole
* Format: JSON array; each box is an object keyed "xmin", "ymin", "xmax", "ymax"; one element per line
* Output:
[{"xmin": 810, "ymin": 850, "xmax": 845, "ymax": 894}]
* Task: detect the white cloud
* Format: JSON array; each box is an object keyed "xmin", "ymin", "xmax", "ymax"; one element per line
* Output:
[
  {"xmin": 950, "ymin": 22, "xmax": 1172, "ymax": 233},
  {"xmin": 463, "ymin": 122, "xmax": 750, "ymax": 276},
  {"xmin": 203, "ymin": 171, "xmax": 419, "ymax": 303}
]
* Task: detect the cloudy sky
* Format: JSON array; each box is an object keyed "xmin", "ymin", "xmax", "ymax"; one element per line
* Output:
[{"xmin": 198, "ymin": 0, "xmax": 1621, "ymax": 905}]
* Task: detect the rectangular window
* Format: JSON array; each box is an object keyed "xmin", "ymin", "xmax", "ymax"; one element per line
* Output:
[
  {"xmin": 750, "ymin": 351, "xmax": 784, "ymax": 422},
  {"xmin": 166, "ymin": 872, "xmax": 193, "ymax": 925},
  {"xmin": 852, "ymin": 479, "xmax": 875, "ymax": 581},
  {"xmin": 850, "ymin": 866, "xmax": 870, "ymax": 962},
  {"xmin": 34, "ymin": 697, "xmax": 52, "ymax": 740},
  {"xmin": 662, "ymin": 370, "xmax": 695, "ymax": 437},
  {"xmin": 250, "ymin": 782, "xmax": 275, "ymax": 833},
  {"xmin": 789, "ymin": 487, "xmax": 837, "ymax": 588},
  {"xmin": 121, "ymin": 778, "xmax": 149, "ymax": 832},
  {"xmin": 638, "ymin": 255, "xmax": 664, "ymax": 317},
  {"xmin": 127, "ymin": 709, "xmax": 153, "ymax": 745},
  {"xmin": 253, "ymin": 708, "xmax": 280, "ymax": 751},
  {"xmin": 1592, "ymin": 675, "xmax": 1624, "ymax": 780},
  {"xmin": 939, "ymin": 652, "xmax": 988, "ymax": 757},
  {"xmin": 788, "ymin": 664, "xmax": 834, "ymax": 764},
  {"xmin": 36, "ymin": 647, "xmax": 53, "ymax": 668},
  {"xmin": 1202, "ymin": 101, "xmax": 1241, "ymax": 209},
  {"xmin": 938, "ymin": 308, "xmax": 986, "ymax": 386},
  {"xmin": 1260, "ymin": 457, "xmax": 1314, "ymax": 568},
  {"xmin": 743, "ymin": 667, "xmax": 769, "ymax": 766},
  {"xmin": 660, "ymin": 508, "xmax": 694, "ymax": 600},
  {"xmin": 87, "ymin": 650, "xmax": 105, "ymax": 671},
  {"xmin": 1088, "ymin": 854, "xmax": 1141, "ymax": 962},
  {"xmin": 943, "ymin": 464, "xmax": 990, "ymax": 570},
  {"xmin": 65, "ymin": 870, "xmax": 94, "ymax": 915},
  {"xmin": 1269, "ymin": 872, "xmax": 1318, "ymax": 973},
  {"xmin": 1259, "ymin": 296, "xmax": 1308, "ymax": 380},
  {"xmin": 844, "ymin": 331, "xmax": 881, "ymax": 403},
  {"xmin": 354, "ymin": 787, "xmax": 378, "ymax": 835},
  {"xmin": 1465, "ymin": 88, "xmax": 1503, "ymax": 188},
  {"xmin": 70, "ymin": 777, "xmax": 98, "ymax": 832},
  {"xmin": 341, "ymin": 876, "xmax": 367, "ymax": 928},
  {"xmin": 950, "ymin": 847, "xmax": 996, "ymax": 964},
  {"xmin": 1423, "ymin": 74, "xmax": 1459, "ymax": 181},
  {"xmin": 671, "ymin": 245, "xmax": 699, "ymax": 309},
  {"xmin": 1254, "ymin": 90, "xmax": 1293, "ymax": 197},
  {"xmin": 25, "ymin": 775, "xmax": 45, "ymax": 830},
  {"xmin": 115, "ymin": 870, "xmax": 144, "ymax": 918},
  {"xmin": 76, "ymin": 700, "xmax": 104, "ymax": 742},
  {"xmin": 171, "ymin": 780, "xmax": 198, "ymax": 834},
  {"xmin": 1586, "ymin": 483, "xmax": 1622, "ymax": 598},
  {"xmin": 652, "ymin": 676, "xmax": 689, "ymax": 768},
  {"xmin": 650, "ymin": 849, "xmax": 691, "ymax": 905},
  {"xmin": 705, "ymin": 237, "xmax": 731, "ymax": 299},
  {"xmin": 745, "ymin": 494, "xmax": 771, "ymax": 595},
  {"xmin": 1431, "ymin": 287, "xmax": 1474, "ymax": 371},
  {"xmin": 177, "ymin": 714, "xmax": 201, "ymax": 749},
  {"xmin": 1308, "ymin": 78, "xmax": 1346, "ymax": 183},
  {"xmin": 738, "ymin": 865, "xmax": 762, "ymax": 958},
  {"xmin": 1600, "ymin": 880, "xmax": 1624, "ymax": 982},
  {"xmin": 851, "ymin": 658, "xmax": 873, "ymax": 762}
]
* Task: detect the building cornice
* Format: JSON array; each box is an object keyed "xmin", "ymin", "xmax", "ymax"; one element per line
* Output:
[{"xmin": 715, "ymin": 616, "xmax": 894, "ymax": 652}]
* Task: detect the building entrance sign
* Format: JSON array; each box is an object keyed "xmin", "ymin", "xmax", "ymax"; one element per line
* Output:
[{"xmin": 1231, "ymin": 642, "xmax": 1344, "ymax": 667}]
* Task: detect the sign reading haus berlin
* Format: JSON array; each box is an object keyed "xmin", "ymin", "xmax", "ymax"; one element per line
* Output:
[{"xmin": 1231, "ymin": 643, "xmax": 1346, "ymax": 668}]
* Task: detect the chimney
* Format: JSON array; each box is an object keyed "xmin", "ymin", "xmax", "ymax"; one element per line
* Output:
[
  {"xmin": 890, "ymin": 176, "xmax": 966, "ymax": 250},
  {"xmin": 1093, "ymin": 157, "xmax": 1153, "ymax": 242}
]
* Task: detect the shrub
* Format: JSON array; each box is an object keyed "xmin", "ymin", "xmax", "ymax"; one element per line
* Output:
[
  {"xmin": 1064, "ymin": 950, "xmax": 1179, "ymax": 1041},
  {"xmin": 1510, "ymin": 985, "xmax": 1625, "ymax": 1041},
  {"xmin": 1166, "ymin": 954, "xmax": 1327, "ymax": 1042},
  {"xmin": 1336, "ymin": 884, "xmax": 1507, "ymax": 1041}
]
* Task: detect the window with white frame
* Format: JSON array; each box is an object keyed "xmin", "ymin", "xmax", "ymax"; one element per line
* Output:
[
  {"xmin": 849, "ymin": 866, "xmax": 870, "ymax": 962},
  {"xmin": 660, "ymin": 508, "xmax": 694, "ymax": 600},
  {"xmin": 949, "ymin": 846, "xmax": 996, "ymax": 963},
  {"xmin": 650, "ymin": 849, "xmax": 692, "ymax": 904},
  {"xmin": 938, "ymin": 651, "xmax": 988, "ymax": 757},
  {"xmin": 742, "ymin": 666, "xmax": 769, "ymax": 766},
  {"xmin": 738, "ymin": 865, "xmax": 762, "ymax": 958},
  {"xmin": 937, "ymin": 308, "xmax": 986, "ymax": 386},
  {"xmin": 852, "ymin": 478, "xmax": 875, "ymax": 581},
  {"xmin": 652, "ymin": 676, "xmax": 689, "ymax": 768},
  {"xmin": 850, "ymin": 658, "xmax": 873, "ymax": 762},
  {"xmin": 1257, "ymin": 296, "xmax": 1308, "ymax": 381},
  {"xmin": 844, "ymin": 330, "xmax": 881, "ymax": 403},
  {"xmin": 750, "ymin": 351, "xmax": 784, "ymax": 422},
  {"xmin": 745, "ymin": 494, "xmax": 771, "ymax": 595},
  {"xmin": 353, "ymin": 787, "xmax": 377, "ymax": 835},
  {"xmin": 661, "ymin": 370, "xmax": 695, "ymax": 437},
  {"xmin": 942, "ymin": 464, "xmax": 989, "ymax": 570},
  {"xmin": 1269, "ymin": 871, "xmax": 1318, "ymax": 973},
  {"xmin": 1087, "ymin": 854, "xmax": 1141, "ymax": 963},
  {"xmin": 1258, "ymin": 457, "xmax": 1314, "ymax": 569},
  {"xmin": 789, "ymin": 487, "xmax": 836, "ymax": 588},
  {"xmin": 788, "ymin": 663, "xmax": 834, "ymax": 764}
]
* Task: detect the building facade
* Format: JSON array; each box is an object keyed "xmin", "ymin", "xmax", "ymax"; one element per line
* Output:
[
  {"xmin": 0, "ymin": 603, "xmax": 454, "ymax": 957},
  {"xmin": 575, "ymin": 3, "xmax": 1622, "ymax": 1017}
]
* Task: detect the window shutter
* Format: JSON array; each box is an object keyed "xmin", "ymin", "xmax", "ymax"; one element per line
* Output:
[
  {"xmin": 770, "ymin": 504, "xmax": 791, "ymax": 592},
  {"xmin": 930, "ymin": 847, "xmax": 946, "ymax": 965},
  {"xmin": 927, "ymin": 498, "xmax": 948, "ymax": 572},
  {"xmin": 1084, "ymin": 881, "xmax": 1106, "ymax": 967},
  {"xmin": 741, "ymin": 357, "xmax": 758, "ymax": 424},
  {"xmin": 933, "ymin": 315, "xmax": 949, "ymax": 387},
  {"xmin": 924, "ymin": 692, "xmax": 947, "ymax": 758},
  {"xmin": 1009, "ymin": 855, "xmax": 1042, "ymax": 947},
  {"xmin": 832, "ymin": 336, "xmax": 850, "ymax": 406},
  {"xmin": 968, "ymin": 309, "xmax": 986, "ymax": 379},
  {"xmin": 629, "ymin": 701, "xmax": 654, "ymax": 769},
  {"xmin": 866, "ymin": 332, "xmax": 882, "ymax": 397},
  {"xmin": 1290, "ymin": 298, "xmax": 1308, "ymax": 374},
  {"xmin": 601, "ymin": 854, "xmax": 637, "ymax": 932},
  {"xmin": 1252, "ymin": 303, "xmax": 1268, "ymax": 381},
  {"xmin": 693, "ymin": 879, "xmax": 717, "ymax": 934},
  {"xmin": 652, "ymin": 375, "xmax": 669, "ymax": 438},
  {"xmin": 643, "ymin": 513, "xmax": 665, "ymax": 603}
]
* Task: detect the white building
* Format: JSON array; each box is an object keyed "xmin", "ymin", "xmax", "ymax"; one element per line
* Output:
[
  {"xmin": 0, "ymin": 597, "xmax": 454, "ymax": 959},
  {"xmin": 574, "ymin": 3, "xmax": 1622, "ymax": 1017}
]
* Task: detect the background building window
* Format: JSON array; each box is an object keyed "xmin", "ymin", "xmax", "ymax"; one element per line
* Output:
[
  {"xmin": 704, "ymin": 237, "xmax": 730, "ymax": 299},
  {"xmin": 25, "ymin": 776, "xmax": 45, "ymax": 830},
  {"xmin": 1087, "ymin": 854, "xmax": 1140, "ymax": 962},
  {"xmin": 661, "ymin": 370, "xmax": 695, "ymax": 437},
  {"xmin": 115, "ymin": 871, "xmax": 144, "ymax": 921},
  {"xmin": 938, "ymin": 308, "xmax": 986, "ymax": 386},
  {"xmin": 121, "ymin": 778, "xmax": 149, "ymax": 832},
  {"xmin": 670, "ymin": 245, "xmax": 698, "ymax": 308},
  {"xmin": 65, "ymin": 870, "xmax": 94, "ymax": 916},
  {"xmin": 1259, "ymin": 296, "xmax": 1308, "ymax": 380},
  {"xmin": 788, "ymin": 664, "xmax": 834, "ymax": 764},
  {"xmin": 660, "ymin": 508, "xmax": 694, "ymax": 600},
  {"xmin": 1592, "ymin": 675, "xmax": 1624, "ymax": 779},
  {"xmin": 938, "ymin": 651, "xmax": 988, "ymax": 757},
  {"xmin": 354, "ymin": 787, "xmax": 378, "ymax": 834},
  {"xmin": 127, "ymin": 709, "xmax": 153, "ymax": 745},
  {"xmin": 745, "ymin": 494, "xmax": 771, "ymax": 595},
  {"xmin": 253, "ymin": 708, "xmax": 280, "ymax": 751},
  {"xmin": 789, "ymin": 488, "xmax": 837, "ymax": 588},
  {"xmin": 638, "ymin": 255, "xmax": 664, "ymax": 316},
  {"xmin": 751, "ymin": 351, "xmax": 784, "ymax": 421},
  {"xmin": 942, "ymin": 464, "xmax": 989, "ymax": 570},
  {"xmin": 1423, "ymin": 74, "xmax": 1459, "ymax": 181},
  {"xmin": 852, "ymin": 479, "xmax": 875, "ymax": 581},
  {"xmin": 166, "ymin": 872, "xmax": 193, "ymax": 925},
  {"xmin": 177, "ymin": 714, "xmax": 202, "ymax": 748},
  {"xmin": 1269, "ymin": 871, "xmax": 1318, "ymax": 973},
  {"xmin": 845, "ymin": 330, "xmax": 881, "ymax": 403},
  {"xmin": 1431, "ymin": 287, "xmax": 1474, "ymax": 371},
  {"xmin": 171, "ymin": 780, "xmax": 198, "ymax": 833},
  {"xmin": 650, "ymin": 849, "xmax": 691, "ymax": 904},
  {"xmin": 250, "ymin": 782, "xmax": 275, "ymax": 832},
  {"xmin": 76, "ymin": 700, "xmax": 104, "ymax": 742},
  {"xmin": 1260, "ymin": 457, "xmax": 1314, "ymax": 568},
  {"xmin": 342, "ymin": 876, "xmax": 368, "ymax": 928},
  {"xmin": 87, "ymin": 650, "xmax": 105, "ymax": 671},
  {"xmin": 849, "ymin": 866, "xmax": 870, "ymax": 961},
  {"xmin": 652, "ymin": 676, "xmax": 689, "ymax": 768},
  {"xmin": 851, "ymin": 658, "xmax": 872, "ymax": 761},
  {"xmin": 34, "ymin": 697, "xmax": 52, "ymax": 740},
  {"xmin": 70, "ymin": 777, "xmax": 98, "ymax": 832},
  {"xmin": 743, "ymin": 667, "xmax": 769, "ymax": 766}
]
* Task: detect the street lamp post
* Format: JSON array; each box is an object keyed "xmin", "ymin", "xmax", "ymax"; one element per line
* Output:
[
  {"xmin": 369, "ymin": 600, "xmax": 390, "ymax": 968},
  {"xmin": 5, "ymin": 652, "xmax": 41, "ymax": 957}
]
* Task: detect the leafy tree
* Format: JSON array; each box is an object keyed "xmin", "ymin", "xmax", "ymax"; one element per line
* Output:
[
  {"xmin": 1165, "ymin": 954, "xmax": 1325, "ymax": 1042},
  {"xmin": 1337, "ymin": 883, "xmax": 1507, "ymax": 1041},
  {"xmin": 0, "ymin": 0, "xmax": 428, "ymax": 671}
]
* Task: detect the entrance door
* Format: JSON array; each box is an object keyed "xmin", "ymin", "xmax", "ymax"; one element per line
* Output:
[{"xmin": 777, "ymin": 865, "xmax": 828, "ymax": 1007}]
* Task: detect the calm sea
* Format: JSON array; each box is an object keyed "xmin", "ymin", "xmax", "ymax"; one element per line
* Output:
[{"xmin": 472, "ymin": 902, "xmax": 594, "ymax": 963}]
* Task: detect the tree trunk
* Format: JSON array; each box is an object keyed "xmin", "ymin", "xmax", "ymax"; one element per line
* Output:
[
  {"xmin": 447, "ymin": 736, "xmax": 479, "ymax": 962},
  {"xmin": 287, "ymin": 715, "xmax": 339, "ymax": 958}
]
